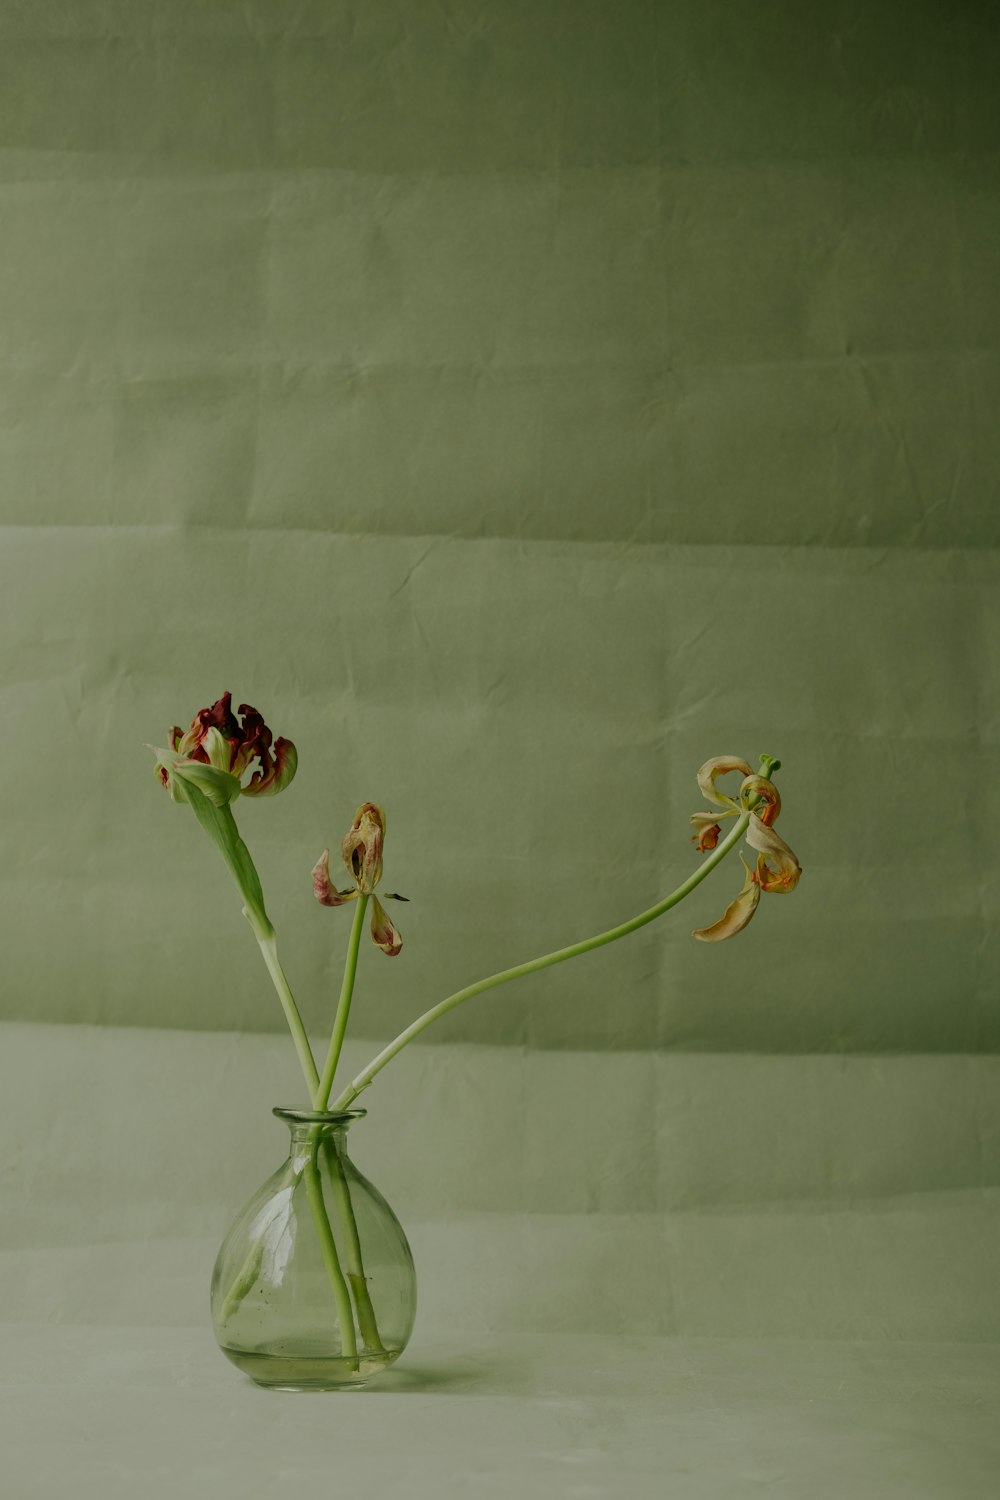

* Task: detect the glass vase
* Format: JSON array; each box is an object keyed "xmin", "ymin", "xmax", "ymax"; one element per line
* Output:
[{"xmin": 210, "ymin": 1109, "xmax": 416, "ymax": 1391}]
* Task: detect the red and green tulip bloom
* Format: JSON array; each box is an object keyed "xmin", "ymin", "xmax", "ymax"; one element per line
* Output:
[{"xmin": 154, "ymin": 692, "xmax": 297, "ymax": 807}]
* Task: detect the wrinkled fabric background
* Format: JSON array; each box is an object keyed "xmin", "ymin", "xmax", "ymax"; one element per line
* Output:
[{"xmin": 1, "ymin": 0, "xmax": 999, "ymax": 1358}]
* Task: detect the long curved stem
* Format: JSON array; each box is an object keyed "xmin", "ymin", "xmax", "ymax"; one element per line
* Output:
[
  {"xmin": 248, "ymin": 914, "xmax": 320, "ymax": 1100},
  {"xmin": 313, "ymin": 895, "xmax": 369, "ymax": 1110},
  {"xmin": 331, "ymin": 810, "xmax": 751, "ymax": 1110},
  {"xmin": 181, "ymin": 781, "xmax": 320, "ymax": 1100}
]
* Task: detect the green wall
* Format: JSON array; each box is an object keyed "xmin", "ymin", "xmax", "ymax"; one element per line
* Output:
[
  {"xmin": 1, "ymin": 1, "xmax": 997, "ymax": 1053},
  {"xmin": 1, "ymin": 0, "xmax": 999, "ymax": 1346}
]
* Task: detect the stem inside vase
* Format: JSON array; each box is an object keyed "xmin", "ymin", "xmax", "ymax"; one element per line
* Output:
[{"xmin": 212, "ymin": 1109, "xmax": 407, "ymax": 1388}]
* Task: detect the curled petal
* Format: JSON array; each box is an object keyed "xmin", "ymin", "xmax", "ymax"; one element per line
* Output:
[
  {"xmin": 201, "ymin": 727, "xmax": 233, "ymax": 773},
  {"xmin": 690, "ymin": 814, "xmax": 722, "ymax": 851},
  {"xmin": 153, "ymin": 750, "xmax": 181, "ymax": 798},
  {"xmin": 151, "ymin": 741, "xmax": 192, "ymax": 802},
  {"xmin": 370, "ymin": 895, "xmax": 403, "ymax": 956},
  {"xmin": 692, "ymin": 863, "xmax": 761, "ymax": 941},
  {"xmin": 690, "ymin": 809, "xmax": 736, "ymax": 851},
  {"xmin": 341, "ymin": 802, "xmax": 386, "ymax": 894},
  {"xmin": 746, "ymin": 816, "xmax": 801, "ymax": 893},
  {"xmin": 198, "ymin": 691, "xmax": 241, "ymax": 739},
  {"xmin": 175, "ymin": 724, "xmax": 202, "ymax": 758},
  {"xmin": 176, "ymin": 692, "xmax": 242, "ymax": 762},
  {"xmin": 739, "ymin": 775, "xmax": 781, "ymax": 826},
  {"xmin": 311, "ymin": 850, "xmax": 359, "ymax": 907},
  {"xmin": 243, "ymin": 736, "xmax": 298, "ymax": 797},
  {"xmin": 272, "ymin": 739, "xmax": 298, "ymax": 794},
  {"xmin": 697, "ymin": 756, "xmax": 754, "ymax": 809},
  {"xmin": 231, "ymin": 703, "xmax": 272, "ymax": 780}
]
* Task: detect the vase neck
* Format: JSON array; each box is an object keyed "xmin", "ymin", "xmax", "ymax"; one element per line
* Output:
[{"xmin": 273, "ymin": 1107, "xmax": 365, "ymax": 1159}]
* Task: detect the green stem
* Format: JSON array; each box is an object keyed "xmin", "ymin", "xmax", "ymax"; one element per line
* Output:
[
  {"xmin": 247, "ymin": 914, "xmax": 321, "ymax": 1100},
  {"xmin": 323, "ymin": 1138, "xmax": 386, "ymax": 1353},
  {"xmin": 310, "ymin": 897, "xmax": 385, "ymax": 1349},
  {"xmin": 331, "ymin": 809, "xmax": 752, "ymax": 1111},
  {"xmin": 218, "ymin": 1129, "xmax": 369, "ymax": 1354},
  {"xmin": 313, "ymin": 895, "xmax": 369, "ymax": 1111},
  {"xmin": 180, "ymin": 781, "xmax": 319, "ymax": 1101},
  {"xmin": 302, "ymin": 1129, "xmax": 359, "ymax": 1368}
]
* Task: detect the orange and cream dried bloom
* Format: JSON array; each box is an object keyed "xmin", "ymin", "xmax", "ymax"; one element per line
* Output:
[{"xmin": 690, "ymin": 758, "xmax": 801, "ymax": 942}]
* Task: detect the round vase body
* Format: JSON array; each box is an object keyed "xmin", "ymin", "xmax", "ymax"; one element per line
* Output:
[{"xmin": 210, "ymin": 1110, "xmax": 416, "ymax": 1391}]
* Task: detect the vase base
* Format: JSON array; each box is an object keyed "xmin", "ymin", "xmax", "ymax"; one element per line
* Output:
[{"xmin": 220, "ymin": 1342, "xmax": 401, "ymax": 1391}]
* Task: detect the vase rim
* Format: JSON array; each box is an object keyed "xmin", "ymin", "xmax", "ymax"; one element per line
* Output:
[{"xmin": 272, "ymin": 1107, "xmax": 367, "ymax": 1125}]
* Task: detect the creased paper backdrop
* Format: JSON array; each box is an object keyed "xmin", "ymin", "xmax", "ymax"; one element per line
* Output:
[{"xmin": 1, "ymin": 0, "xmax": 998, "ymax": 1341}]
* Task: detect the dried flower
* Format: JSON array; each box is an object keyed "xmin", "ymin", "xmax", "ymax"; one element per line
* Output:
[
  {"xmin": 153, "ymin": 693, "xmax": 297, "ymax": 807},
  {"xmin": 312, "ymin": 802, "xmax": 408, "ymax": 957},
  {"xmin": 690, "ymin": 758, "xmax": 801, "ymax": 941}
]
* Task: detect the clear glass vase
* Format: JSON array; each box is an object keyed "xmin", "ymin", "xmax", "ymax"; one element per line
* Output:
[{"xmin": 210, "ymin": 1109, "xmax": 416, "ymax": 1391}]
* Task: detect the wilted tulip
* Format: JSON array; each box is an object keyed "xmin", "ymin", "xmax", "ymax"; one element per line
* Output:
[
  {"xmin": 312, "ymin": 802, "xmax": 408, "ymax": 956},
  {"xmin": 154, "ymin": 693, "xmax": 297, "ymax": 807},
  {"xmin": 690, "ymin": 757, "xmax": 801, "ymax": 941}
]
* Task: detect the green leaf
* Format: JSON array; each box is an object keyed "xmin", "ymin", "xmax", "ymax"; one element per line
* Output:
[{"xmin": 182, "ymin": 779, "xmax": 269, "ymax": 930}]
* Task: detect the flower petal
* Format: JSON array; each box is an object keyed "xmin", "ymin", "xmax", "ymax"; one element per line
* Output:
[
  {"xmin": 243, "ymin": 736, "xmax": 298, "ymax": 797},
  {"xmin": 690, "ymin": 809, "xmax": 736, "ymax": 851},
  {"xmin": 152, "ymin": 745, "xmax": 186, "ymax": 800},
  {"xmin": 739, "ymin": 774, "xmax": 781, "ymax": 826},
  {"xmin": 230, "ymin": 703, "xmax": 272, "ymax": 780},
  {"xmin": 201, "ymin": 726, "xmax": 233, "ymax": 773},
  {"xmin": 746, "ymin": 817, "xmax": 801, "ymax": 893},
  {"xmin": 370, "ymin": 894, "xmax": 403, "ymax": 956},
  {"xmin": 691, "ymin": 864, "xmax": 761, "ymax": 941},
  {"xmin": 168, "ymin": 757, "xmax": 242, "ymax": 807},
  {"xmin": 696, "ymin": 756, "xmax": 754, "ymax": 809},
  {"xmin": 690, "ymin": 817, "xmax": 721, "ymax": 851},
  {"xmin": 311, "ymin": 849, "xmax": 359, "ymax": 907},
  {"xmin": 341, "ymin": 803, "xmax": 386, "ymax": 895},
  {"xmin": 176, "ymin": 692, "xmax": 241, "ymax": 762}
]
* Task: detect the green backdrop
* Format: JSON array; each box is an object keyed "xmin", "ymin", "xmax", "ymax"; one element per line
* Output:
[{"xmin": 1, "ymin": 0, "xmax": 998, "ymax": 1350}]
